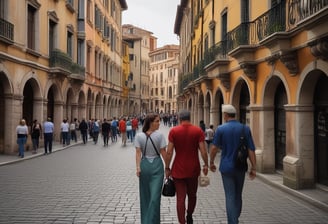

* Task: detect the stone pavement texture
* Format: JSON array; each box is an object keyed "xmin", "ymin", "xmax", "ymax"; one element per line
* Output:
[{"xmin": 0, "ymin": 125, "xmax": 327, "ymax": 224}]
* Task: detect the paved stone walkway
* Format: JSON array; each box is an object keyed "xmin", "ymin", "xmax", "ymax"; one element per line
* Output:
[{"xmin": 0, "ymin": 125, "xmax": 327, "ymax": 223}]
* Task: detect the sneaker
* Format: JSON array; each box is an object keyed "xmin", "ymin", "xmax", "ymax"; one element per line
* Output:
[{"xmin": 186, "ymin": 214, "xmax": 193, "ymax": 224}]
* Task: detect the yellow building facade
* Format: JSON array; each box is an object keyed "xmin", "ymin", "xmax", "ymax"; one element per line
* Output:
[
  {"xmin": 175, "ymin": 0, "xmax": 328, "ymax": 189},
  {"xmin": 0, "ymin": 0, "xmax": 127, "ymax": 154}
]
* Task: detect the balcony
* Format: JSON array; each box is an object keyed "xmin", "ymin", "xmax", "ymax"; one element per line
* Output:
[
  {"xmin": 179, "ymin": 0, "xmax": 328, "ymax": 95},
  {"xmin": 0, "ymin": 18, "xmax": 14, "ymax": 45},
  {"xmin": 70, "ymin": 63, "xmax": 85, "ymax": 82},
  {"xmin": 49, "ymin": 49, "xmax": 85, "ymax": 82}
]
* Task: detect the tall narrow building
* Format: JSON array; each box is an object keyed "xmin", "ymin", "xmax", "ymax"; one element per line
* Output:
[
  {"xmin": 0, "ymin": 0, "xmax": 127, "ymax": 154},
  {"xmin": 122, "ymin": 24, "xmax": 157, "ymax": 115}
]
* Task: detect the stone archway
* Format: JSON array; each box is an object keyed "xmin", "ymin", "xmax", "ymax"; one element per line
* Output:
[
  {"xmin": 78, "ymin": 91, "xmax": 86, "ymax": 120},
  {"xmin": 197, "ymin": 92, "xmax": 204, "ymax": 125},
  {"xmin": 313, "ymin": 74, "xmax": 328, "ymax": 186},
  {"xmin": 297, "ymin": 65, "xmax": 328, "ymax": 187},
  {"xmin": 213, "ymin": 89, "xmax": 224, "ymax": 127},
  {"xmin": 22, "ymin": 78, "xmax": 42, "ymax": 127},
  {"xmin": 231, "ymin": 79, "xmax": 250, "ymax": 124},
  {"xmin": 204, "ymin": 92, "xmax": 211, "ymax": 127},
  {"xmin": 0, "ymin": 72, "xmax": 13, "ymax": 154},
  {"xmin": 261, "ymin": 75, "xmax": 289, "ymax": 173},
  {"xmin": 95, "ymin": 93, "xmax": 102, "ymax": 120},
  {"xmin": 66, "ymin": 88, "xmax": 75, "ymax": 121}
]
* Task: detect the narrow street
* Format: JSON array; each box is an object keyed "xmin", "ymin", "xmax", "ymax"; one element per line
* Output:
[{"xmin": 0, "ymin": 125, "xmax": 327, "ymax": 223}]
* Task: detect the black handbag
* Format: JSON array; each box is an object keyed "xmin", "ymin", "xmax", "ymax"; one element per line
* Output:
[
  {"xmin": 162, "ymin": 177, "xmax": 176, "ymax": 197},
  {"xmin": 235, "ymin": 125, "xmax": 248, "ymax": 171}
]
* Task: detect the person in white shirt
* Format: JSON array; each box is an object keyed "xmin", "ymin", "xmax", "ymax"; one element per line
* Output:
[
  {"xmin": 16, "ymin": 119, "xmax": 28, "ymax": 158},
  {"xmin": 43, "ymin": 117, "xmax": 54, "ymax": 154},
  {"xmin": 61, "ymin": 119, "xmax": 70, "ymax": 146},
  {"xmin": 205, "ymin": 124, "xmax": 214, "ymax": 152}
]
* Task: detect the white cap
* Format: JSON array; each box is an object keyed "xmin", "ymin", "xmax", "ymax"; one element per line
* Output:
[{"xmin": 222, "ymin": 104, "xmax": 236, "ymax": 114}]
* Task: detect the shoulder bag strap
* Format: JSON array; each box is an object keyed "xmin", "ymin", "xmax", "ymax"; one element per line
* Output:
[
  {"xmin": 148, "ymin": 135, "xmax": 160, "ymax": 156},
  {"xmin": 143, "ymin": 133, "xmax": 160, "ymax": 157}
]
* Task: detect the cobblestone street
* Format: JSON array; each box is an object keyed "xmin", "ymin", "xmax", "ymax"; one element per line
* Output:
[{"xmin": 0, "ymin": 125, "xmax": 327, "ymax": 223}]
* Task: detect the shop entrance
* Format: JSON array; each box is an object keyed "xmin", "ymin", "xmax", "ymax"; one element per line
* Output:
[{"xmin": 314, "ymin": 75, "xmax": 328, "ymax": 186}]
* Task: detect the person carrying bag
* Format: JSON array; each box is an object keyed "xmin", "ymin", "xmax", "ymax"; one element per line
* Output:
[{"xmin": 134, "ymin": 113, "xmax": 167, "ymax": 224}]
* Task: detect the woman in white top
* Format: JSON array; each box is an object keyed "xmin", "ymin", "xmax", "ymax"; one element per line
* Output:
[
  {"xmin": 16, "ymin": 119, "xmax": 28, "ymax": 158},
  {"xmin": 134, "ymin": 113, "xmax": 167, "ymax": 224}
]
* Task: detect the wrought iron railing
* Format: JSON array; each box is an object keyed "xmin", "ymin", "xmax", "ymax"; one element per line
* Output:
[
  {"xmin": 49, "ymin": 49, "xmax": 85, "ymax": 79},
  {"xmin": 179, "ymin": 73, "xmax": 193, "ymax": 92},
  {"xmin": 226, "ymin": 22, "xmax": 251, "ymax": 52},
  {"xmin": 49, "ymin": 49, "xmax": 72, "ymax": 71},
  {"xmin": 180, "ymin": 0, "xmax": 328, "ymax": 93},
  {"xmin": 287, "ymin": 0, "xmax": 328, "ymax": 29},
  {"xmin": 253, "ymin": 2, "xmax": 286, "ymax": 42},
  {"xmin": 203, "ymin": 41, "xmax": 228, "ymax": 64},
  {"xmin": 0, "ymin": 18, "xmax": 14, "ymax": 43}
]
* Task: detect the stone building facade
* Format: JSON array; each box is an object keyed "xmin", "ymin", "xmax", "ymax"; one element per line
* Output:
[
  {"xmin": 122, "ymin": 24, "xmax": 157, "ymax": 115},
  {"xmin": 149, "ymin": 45, "xmax": 179, "ymax": 114},
  {"xmin": 0, "ymin": 0, "xmax": 127, "ymax": 154},
  {"xmin": 175, "ymin": 0, "xmax": 328, "ymax": 189}
]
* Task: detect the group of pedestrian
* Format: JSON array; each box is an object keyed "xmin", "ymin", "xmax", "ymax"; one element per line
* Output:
[
  {"xmin": 134, "ymin": 104, "xmax": 256, "ymax": 224},
  {"xmin": 15, "ymin": 115, "xmax": 138, "ymax": 158}
]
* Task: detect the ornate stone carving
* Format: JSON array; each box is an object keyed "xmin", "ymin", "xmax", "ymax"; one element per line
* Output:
[
  {"xmin": 309, "ymin": 36, "xmax": 328, "ymax": 61},
  {"xmin": 240, "ymin": 62, "xmax": 257, "ymax": 80},
  {"xmin": 216, "ymin": 72, "xmax": 230, "ymax": 90},
  {"xmin": 266, "ymin": 53, "xmax": 280, "ymax": 65},
  {"xmin": 280, "ymin": 50, "xmax": 299, "ymax": 75}
]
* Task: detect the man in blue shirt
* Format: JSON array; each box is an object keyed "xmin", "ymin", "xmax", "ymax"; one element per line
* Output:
[
  {"xmin": 43, "ymin": 117, "xmax": 54, "ymax": 154},
  {"xmin": 210, "ymin": 104, "xmax": 256, "ymax": 224}
]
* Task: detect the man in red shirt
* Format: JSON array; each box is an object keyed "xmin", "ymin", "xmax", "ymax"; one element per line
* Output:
[
  {"xmin": 165, "ymin": 110, "xmax": 208, "ymax": 224},
  {"xmin": 118, "ymin": 118, "xmax": 127, "ymax": 146}
]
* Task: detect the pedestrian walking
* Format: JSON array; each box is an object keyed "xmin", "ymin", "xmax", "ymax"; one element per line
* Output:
[
  {"xmin": 61, "ymin": 119, "xmax": 70, "ymax": 146},
  {"xmin": 126, "ymin": 118, "xmax": 133, "ymax": 142},
  {"xmin": 70, "ymin": 118, "xmax": 77, "ymax": 143},
  {"xmin": 102, "ymin": 118, "xmax": 111, "ymax": 146},
  {"xmin": 134, "ymin": 113, "xmax": 167, "ymax": 224},
  {"xmin": 79, "ymin": 118, "xmax": 88, "ymax": 144},
  {"xmin": 16, "ymin": 119, "xmax": 29, "ymax": 158},
  {"xmin": 205, "ymin": 124, "xmax": 214, "ymax": 152},
  {"xmin": 199, "ymin": 120, "xmax": 206, "ymax": 133},
  {"xmin": 31, "ymin": 119, "xmax": 42, "ymax": 154},
  {"xmin": 111, "ymin": 117, "xmax": 118, "ymax": 142},
  {"xmin": 43, "ymin": 117, "xmax": 54, "ymax": 154},
  {"xmin": 92, "ymin": 120, "xmax": 100, "ymax": 144},
  {"xmin": 119, "ymin": 118, "xmax": 127, "ymax": 146},
  {"xmin": 209, "ymin": 104, "xmax": 256, "ymax": 224},
  {"xmin": 164, "ymin": 110, "xmax": 209, "ymax": 224}
]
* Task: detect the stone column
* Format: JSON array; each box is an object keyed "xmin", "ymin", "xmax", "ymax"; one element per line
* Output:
[
  {"xmin": 5, "ymin": 94, "xmax": 22, "ymax": 154},
  {"xmin": 210, "ymin": 105, "xmax": 219, "ymax": 127},
  {"xmin": 283, "ymin": 104, "xmax": 315, "ymax": 189},
  {"xmin": 249, "ymin": 105, "xmax": 275, "ymax": 173},
  {"xmin": 53, "ymin": 101, "xmax": 64, "ymax": 142},
  {"xmin": 33, "ymin": 97, "xmax": 44, "ymax": 122},
  {"xmin": 204, "ymin": 102, "xmax": 210, "ymax": 126},
  {"xmin": 78, "ymin": 103, "xmax": 86, "ymax": 120},
  {"xmin": 71, "ymin": 103, "xmax": 78, "ymax": 120}
]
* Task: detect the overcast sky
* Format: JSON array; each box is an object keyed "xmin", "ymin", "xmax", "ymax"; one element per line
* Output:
[{"xmin": 122, "ymin": 0, "xmax": 180, "ymax": 47}]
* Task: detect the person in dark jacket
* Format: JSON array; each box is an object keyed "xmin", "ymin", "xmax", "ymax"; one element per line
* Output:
[
  {"xmin": 102, "ymin": 118, "xmax": 111, "ymax": 146},
  {"xmin": 31, "ymin": 119, "xmax": 42, "ymax": 154},
  {"xmin": 79, "ymin": 118, "xmax": 88, "ymax": 144}
]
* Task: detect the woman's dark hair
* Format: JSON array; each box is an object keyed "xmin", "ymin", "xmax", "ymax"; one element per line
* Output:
[{"xmin": 142, "ymin": 113, "xmax": 159, "ymax": 133}]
